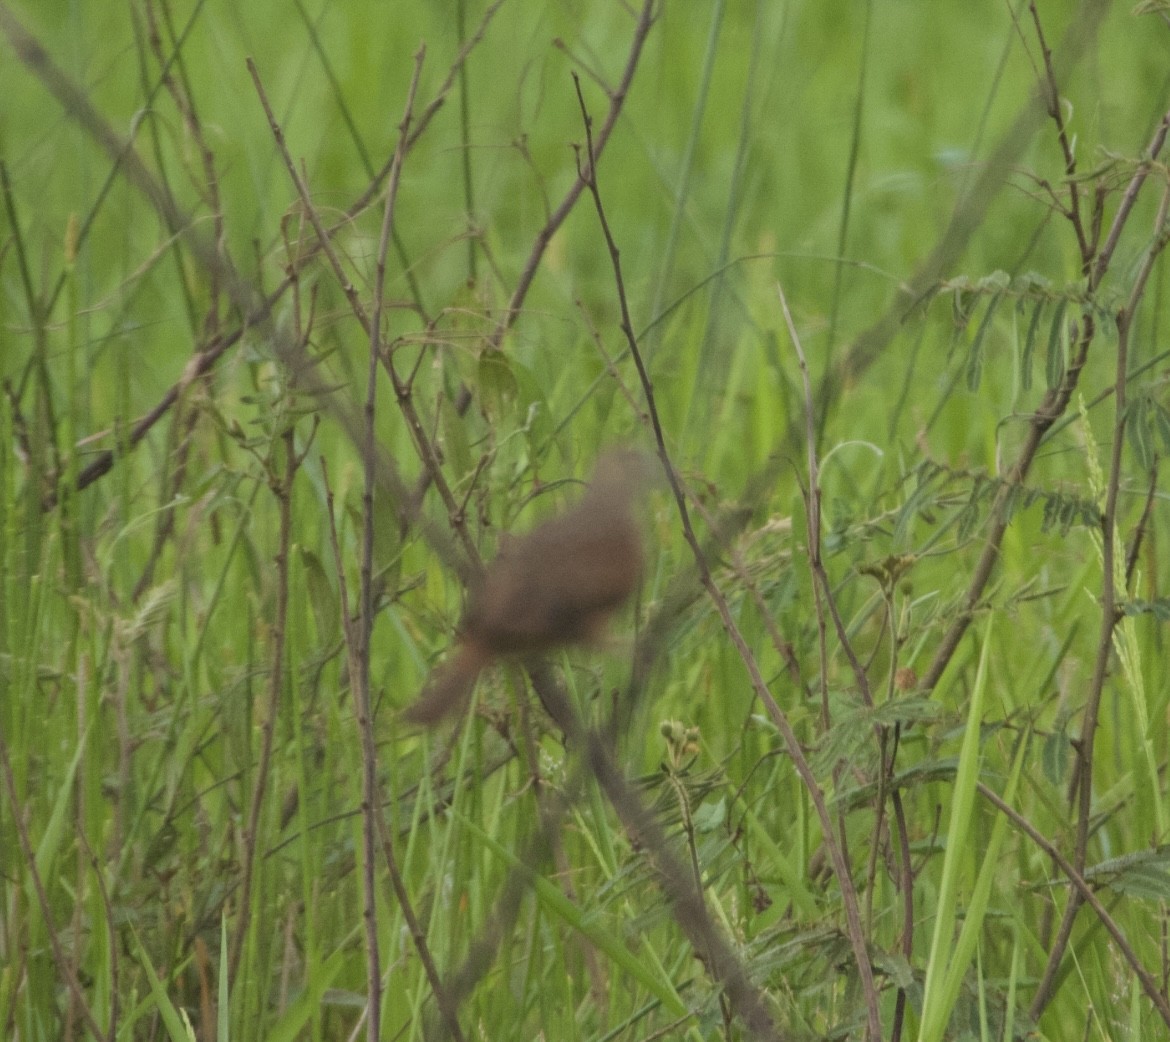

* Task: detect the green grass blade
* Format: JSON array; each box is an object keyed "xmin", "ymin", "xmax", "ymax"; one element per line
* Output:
[
  {"xmin": 263, "ymin": 949, "xmax": 346, "ymax": 1042},
  {"xmin": 129, "ymin": 927, "xmax": 196, "ymax": 1042},
  {"xmin": 456, "ymin": 812, "xmax": 690, "ymax": 1020},
  {"xmin": 917, "ymin": 619, "xmax": 994, "ymax": 1042}
]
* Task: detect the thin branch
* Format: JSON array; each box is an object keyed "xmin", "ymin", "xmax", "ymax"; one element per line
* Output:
[
  {"xmin": 487, "ymin": 0, "xmax": 657, "ymax": 350},
  {"xmin": 978, "ymin": 782, "xmax": 1170, "ymax": 1029},
  {"xmin": 532, "ymin": 665, "xmax": 783, "ymax": 1041},
  {"xmin": 364, "ymin": 44, "xmax": 425, "ymax": 696},
  {"xmin": 574, "ymin": 72, "xmax": 879, "ymax": 1041},
  {"xmin": 776, "ymin": 282, "xmax": 882, "ymax": 1038},
  {"xmin": 1027, "ymin": 1, "xmax": 1089, "ymax": 265},
  {"xmin": 1125, "ymin": 458, "xmax": 1159, "ymax": 589},
  {"xmin": 1030, "ymin": 173, "xmax": 1170, "ymax": 1021},
  {"xmin": 248, "ymin": 59, "xmax": 369, "ymax": 331},
  {"xmin": 253, "ymin": 52, "xmax": 479, "ymax": 576},
  {"xmin": 778, "ymin": 285, "xmax": 874, "ymax": 709},
  {"xmin": 817, "ymin": 0, "xmax": 1112, "ymax": 411},
  {"xmin": 921, "ymin": 104, "xmax": 1170, "ymax": 696},
  {"xmin": 404, "ymin": 0, "xmax": 507, "ymax": 153},
  {"xmin": 360, "ymin": 45, "xmax": 468, "ymax": 1042},
  {"xmin": 0, "ymin": 0, "xmax": 502, "ymax": 508},
  {"xmin": 321, "ymin": 459, "xmax": 382, "ymax": 1038},
  {"xmin": 1091, "ymin": 111, "xmax": 1170, "ymax": 289},
  {"xmin": 889, "ymin": 780, "xmax": 913, "ymax": 1042},
  {"xmin": 228, "ymin": 385, "xmax": 299, "ymax": 983}
]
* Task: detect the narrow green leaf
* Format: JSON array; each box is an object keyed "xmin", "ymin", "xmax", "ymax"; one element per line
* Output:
[
  {"xmin": 738, "ymin": 803, "xmax": 821, "ymax": 919},
  {"xmin": 1042, "ymin": 715, "xmax": 1072, "ymax": 785},
  {"xmin": 1126, "ymin": 397, "xmax": 1155, "ymax": 474},
  {"xmin": 477, "ymin": 348, "xmax": 519, "ymax": 423},
  {"xmin": 1122, "ymin": 598, "xmax": 1170, "ymax": 621},
  {"xmin": 130, "ymin": 928, "xmax": 196, "ymax": 1042},
  {"xmin": 438, "ymin": 391, "xmax": 475, "ymax": 476},
  {"xmin": 1152, "ymin": 399, "xmax": 1170, "ymax": 454},
  {"xmin": 1045, "ymin": 298, "xmax": 1068, "ymax": 390},
  {"xmin": 936, "ymin": 723, "xmax": 1029, "ymax": 1031},
  {"xmin": 34, "ymin": 721, "xmax": 91, "ymax": 884},
  {"xmin": 263, "ymin": 949, "xmax": 347, "ymax": 1042},
  {"xmin": 456, "ymin": 812, "xmax": 689, "ymax": 1019},
  {"xmin": 1084, "ymin": 847, "xmax": 1170, "ymax": 901},
  {"xmin": 1020, "ymin": 298, "xmax": 1045, "ymax": 392},
  {"xmin": 298, "ymin": 547, "xmax": 339, "ymax": 645},
  {"xmin": 965, "ymin": 291, "xmax": 1004, "ymax": 392},
  {"xmin": 917, "ymin": 618, "xmax": 994, "ymax": 1042}
]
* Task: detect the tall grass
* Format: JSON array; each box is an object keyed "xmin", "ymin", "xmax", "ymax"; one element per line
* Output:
[{"xmin": 2, "ymin": 1, "xmax": 1169, "ymax": 1039}]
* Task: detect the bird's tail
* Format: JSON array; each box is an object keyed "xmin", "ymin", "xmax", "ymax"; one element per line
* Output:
[{"xmin": 402, "ymin": 643, "xmax": 489, "ymax": 726}]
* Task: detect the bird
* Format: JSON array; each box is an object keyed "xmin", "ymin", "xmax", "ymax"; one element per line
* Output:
[{"xmin": 403, "ymin": 449, "xmax": 653, "ymax": 725}]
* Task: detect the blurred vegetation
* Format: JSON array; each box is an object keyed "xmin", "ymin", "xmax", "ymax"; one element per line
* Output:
[{"xmin": 2, "ymin": 0, "xmax": 1170, "ymax": 1039}]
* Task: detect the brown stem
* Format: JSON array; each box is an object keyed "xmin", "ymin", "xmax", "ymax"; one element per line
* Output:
[
  {"xmin": 321, "ymin": 461, "xmax": 382, "ymax": 1039},
  {"xmin": 359, "ymin": 47, "xmax": 469, "ymax": 1042},
  {"xmin": 1027, "ymin": 2, "xmax": 1089, "ymax": 266},
  {"xmin": 228, "ymin": 391, "xmax": 299, "ymax": 983},
  {"xmin": 978, "ymin": 781, "xmax": 1170, "ymax": 1029},
  {"xmin": 1125, "ymin": 459, "xmax": 1159, "ymax": 590},
  {"xmin": 575, "ymin": 72, "xmax": 878, "ymax": 1040},
  {"xmin": 487, "ymin": 0, "xmax": 658, "ymax": 350},
  {"xmin": 1030, "ymin": 176, "xmax": 1170, "ymax": 1021},
  {"xmin": 922, "ymin": 106, "xmax": 1170, "ymax": 697},
  {"xmin": 0, "ymin": 0, "xmax": 501, "ymax": 509},
  {"xmin": 535, "ymin": 666, "xmax": 784, "ymax": 1041},
  {"xmin": 777, "ymin": 283, "xmax": 882, "ymax": 1039},
  {"xmin": 889, "ymin": 777, "xmax": 913, "ymax": 1042}
]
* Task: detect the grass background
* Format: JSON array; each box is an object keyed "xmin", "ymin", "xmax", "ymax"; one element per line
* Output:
[{"xmin": 2, "ymin": 0, "xmax": 1170, "ymax": 1039}]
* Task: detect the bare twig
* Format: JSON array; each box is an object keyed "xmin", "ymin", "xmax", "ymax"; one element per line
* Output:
[
  {"xmin": 487, "ymin": 0, "xmax": 657, "ymax": 348},
  {"xmin": 574, "ymin": 72, "xmax": 879, "ymax": 1040},
  {"xmin": 978, "ymin": 781, "xmax": 1170, "ymax": 1029},
  {"xmin": 683, "ymin": 490, "xmax": 803, "ymax": 687},
  {"xmin": 889, "ymin": 781, "xmax": 913, "ymax": 1042},
  {"xmin": 358, "ymin": 46, "xmax": 468, "ymax": 1042},
  {"xmin": 364, "ymin": 40, "xmax": 426, "ymax": 661},
  {"xmin": 251, "ymin": 53, "xmax": 479, "ymax": 577},
  {"xmin": 228, "ymin": 382, "xmax": 300, "ymax": 983},
  {"xmin": 818, "ymin": 0, "xmax": 1112, "ymax": 411},
  {"xmin": 248, "ymin": 59, "xmax": 371, "ymax": 332},
  {"xmin": 410, "ymin": 0, "xmax": 661, "ymax": 511},
  {"xmin": 1030, "ymin": 174, "xmax": 1170, "ymax": 1021},
  {"xmin": 535, "ymin": 666, "xmax": 783, "ymax": 1041},
  {"xmin": 0, "ymin": 0, "xmax": 502, "ymax": 509},
  {"xmin": 776, "ymin": 282, "xmax": 882, "ymax": 1038},
  {"xmin": 1125, "ymin": 459, "xmax": 1159, "ymax": 589},
  {"xmin": 1026, "ymin": 2, "xmax": 1090, "ymax": 265},
  {"xmin": 321, "ymin": 459, "xmax": 382, "ymax": 1038},
  {"xmin": 145, "ymin": 0, "xmax": 227, "ymax": 333},
  {"xmin": 778, "ymin": 286, "xmax": 874, "ymax": 709},
  {"xmin": 0, "ymin": 2, "xmax": 271, "ymax": 506},
  {"xmin": 921, "ymin": 105, "xmax": 1170, "ymax": 697}
]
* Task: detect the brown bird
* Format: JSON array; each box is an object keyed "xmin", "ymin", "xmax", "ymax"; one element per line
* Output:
[{"xmin": 403, "ymin": 449, "xmax": 653, "ymax": 725}]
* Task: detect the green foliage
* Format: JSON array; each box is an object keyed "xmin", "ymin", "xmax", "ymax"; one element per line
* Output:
[{"xmin": 2, "ymin": 1, "xmax": 1170, "ymax": 1040}]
